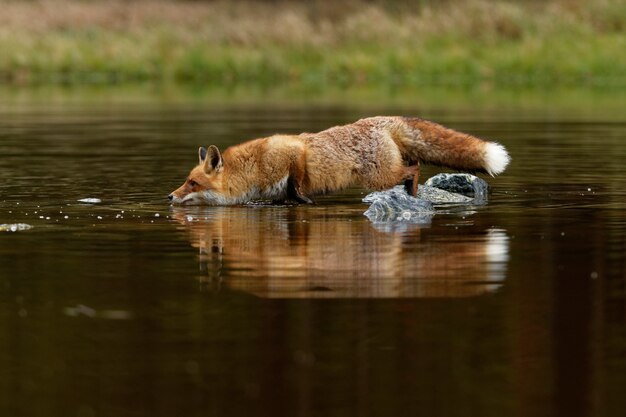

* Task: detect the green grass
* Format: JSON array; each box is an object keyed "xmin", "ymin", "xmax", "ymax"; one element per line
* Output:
[{"xmin": 0, "ymin": 0, "xmax": 624, "ymax": 88}]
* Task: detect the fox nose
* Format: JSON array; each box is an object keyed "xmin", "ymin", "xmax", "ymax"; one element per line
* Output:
[{"xmin": 167, "ymin": 194, "xmax": 174, "ymax": 201}]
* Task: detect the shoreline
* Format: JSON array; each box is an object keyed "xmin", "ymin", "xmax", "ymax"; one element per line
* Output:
[
  {"xmin": 1, "ymin": 84, "xmax": 624, "ymax": 121},
  {"xmin": 1, "ymin": 0, "xmax": 624, "ymax": 88}
]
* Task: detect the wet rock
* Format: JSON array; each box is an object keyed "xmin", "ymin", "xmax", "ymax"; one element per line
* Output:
[
  {"xmin": 425, "ymin": 173, "xmax": 489, "ymax": 201},
  {"xmin": 363, "ymin": 186, "xmax": 435, "ymax": 225},
  {"xmin": 363, "ymin": 174, "xmax": 490, "ymax": 225},
  {"xmin": 415, "ymin": 184, "xmax": 473, "ymax": 204}
]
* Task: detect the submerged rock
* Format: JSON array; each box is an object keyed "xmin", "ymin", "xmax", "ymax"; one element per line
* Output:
[{"xmin": 363, "ymin": 174, "xmax": 490, "ymax": 224}]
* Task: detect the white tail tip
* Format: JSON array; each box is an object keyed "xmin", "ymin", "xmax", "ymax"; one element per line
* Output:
[{"xmin": 484, "ymin": 142, "xmax": 511, "ymax": 176}]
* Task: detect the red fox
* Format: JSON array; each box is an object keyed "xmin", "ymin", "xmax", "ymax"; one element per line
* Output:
[{"xmin": 168, "ymin": 116, "xmax": 510, "ymax": 205}]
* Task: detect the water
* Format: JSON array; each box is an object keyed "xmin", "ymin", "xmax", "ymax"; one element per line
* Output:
[{"xmin": 1, "ymin": 95, "xmax": 625, "ymax": 417}]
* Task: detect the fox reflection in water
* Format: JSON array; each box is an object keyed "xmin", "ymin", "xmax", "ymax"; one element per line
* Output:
[{"xmin": 171, "ymin": 207, "xmax": 509, "ymax": 298}]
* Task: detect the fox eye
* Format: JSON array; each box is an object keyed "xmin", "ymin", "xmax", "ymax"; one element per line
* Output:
[{"xmin": 188, "ymin": 179, "xmax": 197, "ymax": 187}]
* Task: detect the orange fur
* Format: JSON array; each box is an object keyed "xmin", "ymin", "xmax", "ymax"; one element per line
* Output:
[{"xmin": 169, "ymin": 116, "xmax": 510, "ymax": 205}]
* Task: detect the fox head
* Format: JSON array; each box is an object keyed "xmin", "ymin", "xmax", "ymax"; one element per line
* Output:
[{"xmin": 168, "ymin": 146, "xmax": 227, "ymax": 205}]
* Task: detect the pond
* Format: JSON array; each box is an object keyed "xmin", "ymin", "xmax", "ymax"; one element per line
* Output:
[{"xmin": 1, "ymin": 90, "xmax": 625, "ymax": 417}]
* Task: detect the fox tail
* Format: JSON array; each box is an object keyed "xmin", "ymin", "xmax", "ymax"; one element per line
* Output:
[{"xmin": 398, "ymin": 117, "xmax": 510, "ymax": 176}]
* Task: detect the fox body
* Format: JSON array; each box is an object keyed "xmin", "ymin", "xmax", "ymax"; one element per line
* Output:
[{"xmin": 169, "ymin": 116, "xmax": 510, "ymax": 205}]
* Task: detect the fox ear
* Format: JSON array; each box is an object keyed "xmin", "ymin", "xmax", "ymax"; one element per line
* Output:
[
  {"xmin": 203, "ymin": 145, "xmax": 223, "ymax": 173},
  {"xmin": 198, "ymin": 147, "xmax": 207, "ymax": 164}
]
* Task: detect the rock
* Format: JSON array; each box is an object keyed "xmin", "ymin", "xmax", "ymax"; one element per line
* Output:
[
  {"xmin": 362, "ymin": 174, "xmax": 491, "ymax": 225},
  {"xmin": 363, "ymin": 186, "xmax": 434, "ymax": 225},
  {"xmin": 424, "ymin": 173, "xmax": 489, "ymax": 201},
  {"xmin": 363, "ymin": 186, "xmax": 435, "ymax": 219},
  {"xmin": 415, "ymin": 184, "xmax": 473, "ymax": 204}
]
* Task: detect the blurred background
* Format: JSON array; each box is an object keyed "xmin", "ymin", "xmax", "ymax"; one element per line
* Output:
[{"xmin": 0, "ymin": 0, "xmax": 624, "ymax": 91}]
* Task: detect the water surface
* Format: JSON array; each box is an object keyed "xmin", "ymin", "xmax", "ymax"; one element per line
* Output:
[{"xmin": 1, "ymin": 95, "xmax": 625, "ymax": 417}]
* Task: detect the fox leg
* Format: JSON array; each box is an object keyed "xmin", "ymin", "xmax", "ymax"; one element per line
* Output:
[
  {"xmin": 287, "ymin": 176, "xmax": 313, "ymax": 204},
  {"xmin": 403, "ymin": 161, "xmax": 420, "ymax": 196},
  {"xmin": 287, "ymin": 160, "xmax": 313, "ymax": 204}
]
